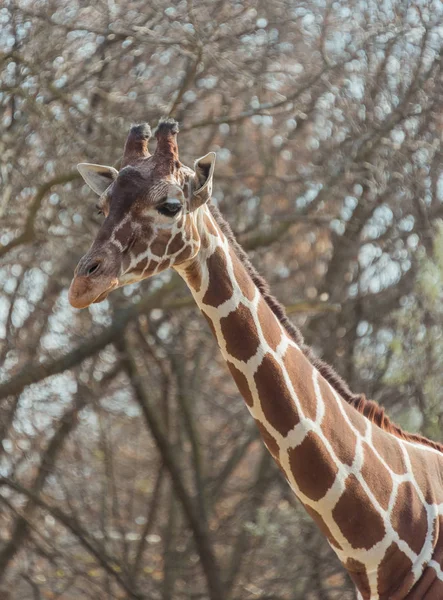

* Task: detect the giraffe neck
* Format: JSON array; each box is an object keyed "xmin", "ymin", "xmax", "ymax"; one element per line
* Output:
[{"xmin": 175, "ymin": 205, "xmax": 442, "ymax": 600}]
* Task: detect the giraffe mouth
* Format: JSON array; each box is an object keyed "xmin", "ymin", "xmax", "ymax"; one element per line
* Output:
[
  {"xmin": 93, "ymin": 290, "xmax": 111, "ymax": 303},
  {"xmin": 68, "ymin": 276, "xmax": 119, "ymax": 309}
]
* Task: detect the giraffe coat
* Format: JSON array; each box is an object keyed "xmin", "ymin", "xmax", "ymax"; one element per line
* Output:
[{"xmin": 69, "ymin": 118, "xmax": 443, "ymax": 600}]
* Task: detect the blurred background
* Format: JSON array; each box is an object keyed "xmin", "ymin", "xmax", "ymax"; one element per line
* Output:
[{"xmin": 1, "ymin": 0, "xmax": 443, "ymax": 598}]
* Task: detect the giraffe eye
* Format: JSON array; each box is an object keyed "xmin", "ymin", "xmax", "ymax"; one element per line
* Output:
[
  {"xmin": 95, "ymin": 203, "xmax": 104, "ymax": 216},
  {"xmin": 157, "ymin": 199, "xmax": 182, "ymax": 217}
]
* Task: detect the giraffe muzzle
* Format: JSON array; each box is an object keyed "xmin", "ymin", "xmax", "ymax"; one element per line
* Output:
[{"xmin": 68, "ymin": 274, "xmax": 119, "ymax": 309}]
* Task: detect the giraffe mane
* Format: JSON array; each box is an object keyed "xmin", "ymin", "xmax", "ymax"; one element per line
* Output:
[{"xmin": 210, "ymin": 205, "xmax": 443, "ymax": 454}]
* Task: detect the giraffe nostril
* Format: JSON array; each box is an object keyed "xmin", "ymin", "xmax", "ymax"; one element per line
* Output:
[{"xmin": 87, "ymin": 262, "xmax": 100, "ymax": 276}]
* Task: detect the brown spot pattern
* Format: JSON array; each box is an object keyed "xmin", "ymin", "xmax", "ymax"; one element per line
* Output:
[
  {"xmin": 417, "ymin": 577, "xmax": 443, "ymax": 599},
  {"xmin": 220, "ymin": 303, "xmax": 260, "ymax": 362},
  {"xmin": 371, "ymin": 426, "xmax": 407, "ymax": 475},
  {"xmin": 406, "ymin": 565, "xmax": 440, "ymax": 599},
  {"xmin": 345, "ymin": 558, "xmax": 371, "ymax": 599},
  {"xmin": 406, "ymin": 539, "xmax": 443, "ymax": 598},
  {"xmin": 407, "ymin": 444, "xmax": 443, "ymax": 505},
  {"xmin": 304, "ymin": 505, "xmax": 343, "ymax": 550},
  {"xmin": 204, "ymin": 213, "xmax": 218, "ymax": 236},
  {"xmin": 184, "ymin": 260, "xmax": 202, "ymax": 292},
  {"xmin": 438, "ymin": 515, "xmax": 443, "ymax": 545},
  {"xmin": 115, "ymin": 221, "xmax": 133, "ymax": 246},
  {"xmin": 150, "ymin": 236, "xmax": 168, "ymax": 257},
  {"xmin": 283, "ymin": 346, "xmax": 317, "ymax": 421},
  {"xmin": 147, "ymin": 259, "xmax": 158, "ymax": 272},
  {"xmin": 288, "ymin": 431, "xmax": 338, "ymax": 501},
  {"xmin": 200, "ymin": 232, "xmax": 210, "ymax": 249},
  {"xmin": 227, "ymin": 361, "xmax": 254, "ymax": 407},
  {"xmin": 437, "ymin": 515, "xmax": 443, "ymax": 550},
  {"xmin": 161, "ymin": 258, "xmax": 172, "ymax": 271},
  {"xmin": 361, "ymin": 442, "xmax": 393, "ymax": 510},
  {"xmin": 391, "ymin": 481, "xmax": 428, "ymax": 555},
  {"xmin": 175, "ymin": 245, "xmax": 192, "ymax": 264},
  {"xmin": 255, "ymin": 420, "xmax": 280, "ymax": 458},
  {"xmin": 230, "ymin": 249, "xmax": 256, "ymax": 301},
  {"xmin": 318, "ymin": 377, "xmax": 357, "ymax": 466},
  {"xmin": 254, "ymin": 354, "xmax": 299, "ymax": 436},
  {"xmin": 203, "ymin": 312, "xmax": 217, "ymax": 338},
  {"xmin": 342, "ymin": 400, "xmax": 368, "ymax": 436},
  {"xmin": 168, "ymin": 232, "xmax": 183, "ymax": 254},
  {"xmin": 131, "ymin": 237, "xmax": 150, "ymax": 258},
  {"xmin": 257, "ymin": 297, "xmax": 281, "ymax": 351},
  {"xmin": 202, "ymin": 248, "xmax": 233, "ymax": 307},
  {"xmin": 377, "ymin": 542, "xmax": 413, "ymax": 598},
  {"xmin": 133, "ymin": 257, "xmax": 150, "ymax": 275},
  {"xmin": 333, "ymin": 474, "xmax": 386, "ymax": 549}
]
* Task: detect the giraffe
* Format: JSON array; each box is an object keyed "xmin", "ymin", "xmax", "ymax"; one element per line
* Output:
[{"xmin": 69, "ymin": 118, "xmax": 443, "ymax": 600}]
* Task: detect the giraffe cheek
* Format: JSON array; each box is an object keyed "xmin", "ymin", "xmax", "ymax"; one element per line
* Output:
[
  {"xmin": 173, "ymin": 245, "xmax": 193, "ymax": 265},
  {"xmin": 168, "ymin": 232, "xmax": 185, "ymax": 254}
]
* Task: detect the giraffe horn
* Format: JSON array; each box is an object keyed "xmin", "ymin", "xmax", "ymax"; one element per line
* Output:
[
  {"xmin": 122, "ymin": 123, "xmax": 151, "ymax": 166},
  {"xmin": 154, "ymin": 117, "xmax": 179, "ymax": 161}
]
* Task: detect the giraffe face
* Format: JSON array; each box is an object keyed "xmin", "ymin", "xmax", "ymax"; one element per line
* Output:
[{"xmin": 68, "ymin": 119, "xmax": 216, "ymax": 309}]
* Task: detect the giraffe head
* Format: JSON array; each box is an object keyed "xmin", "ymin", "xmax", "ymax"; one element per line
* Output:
[{"xmin": 68, "ymin": 118, "xmax": 216, "ymax": 308}]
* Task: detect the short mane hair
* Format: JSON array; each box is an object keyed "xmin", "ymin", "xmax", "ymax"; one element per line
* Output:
[{"xmin": 209, "ymin": 204, "xmax": 443, "ymax": 454}]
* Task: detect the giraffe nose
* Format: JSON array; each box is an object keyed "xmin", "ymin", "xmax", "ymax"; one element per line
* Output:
[
  {"xmin": 76, "ymin": 258, "xmax": 103, "ymax": 278},
  {"xmin": 86, "ymin": 261, "xmax": 101, "ymax": 276}
]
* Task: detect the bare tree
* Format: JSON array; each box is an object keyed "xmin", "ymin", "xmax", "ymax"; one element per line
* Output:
[{"xmin": 1, "ymin": 0, "xmax": 442, "ymax": 598}]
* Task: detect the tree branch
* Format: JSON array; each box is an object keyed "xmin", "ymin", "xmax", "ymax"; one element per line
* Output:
[
  {"xmin": 0, "ymin": 171, "xmax": 79, "ymax": 258},
  {"xmin": 118, "ymin": 335, "xmax": 224, "ymax": 600}
]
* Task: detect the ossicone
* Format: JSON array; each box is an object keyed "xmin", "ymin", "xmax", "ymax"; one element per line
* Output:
[
  {"xmin": 122, "ymin": 122, "xmax": 152, "ymax": 166},
  {"xmin": 154, "ymin": 117, "xmax": 179, "ymax": 160}
]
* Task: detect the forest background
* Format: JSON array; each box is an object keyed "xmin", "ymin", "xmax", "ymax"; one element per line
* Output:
[{"xmin": 1, "ymin": 1, "xmax": 443, "ymax": 598}]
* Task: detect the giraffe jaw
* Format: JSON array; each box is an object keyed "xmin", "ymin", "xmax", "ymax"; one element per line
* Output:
[{"xmin": 92, "ymin": 289, "xmax": 112, "ymax": 304}]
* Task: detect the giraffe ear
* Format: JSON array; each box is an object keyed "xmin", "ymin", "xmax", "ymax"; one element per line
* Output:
[
  {"xmin": 77, "ymin": 163, "xmax": 119, "ymax": 196},
  {"xmin": 190, "ymin": 152, "xmax": 216, "ymax": 210}
]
